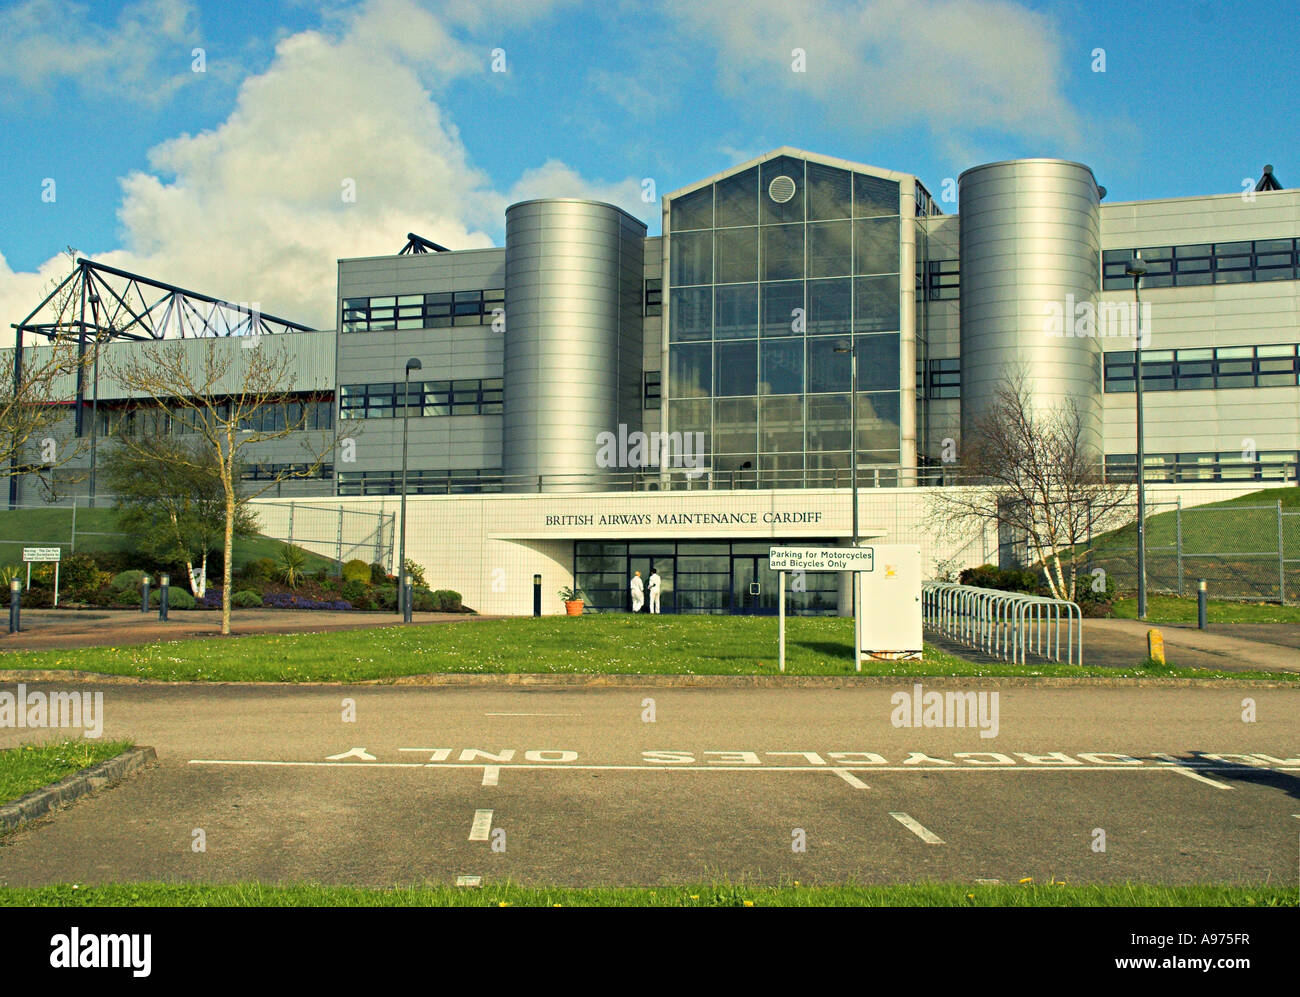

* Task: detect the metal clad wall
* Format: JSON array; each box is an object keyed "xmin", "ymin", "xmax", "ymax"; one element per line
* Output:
[
  {"xmin": 959, "ymin": 160, "xmax": 1102, "ymax": 452},
  {"xmin": 503, "ymin": 199, "xmax": 646, "ymax": 483}
]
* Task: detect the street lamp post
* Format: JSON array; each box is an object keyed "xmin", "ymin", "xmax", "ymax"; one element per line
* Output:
[
  {"xmin": 399, "ymin": 357, "xmax": 421, "ymax": 622},
  {"xmin": 835, "ymin": 342, "xmax": 861, "ymax": 669},
  {"xmin": 1125, "ymin": 257, "xmax": 1148, "ymax": 620}
]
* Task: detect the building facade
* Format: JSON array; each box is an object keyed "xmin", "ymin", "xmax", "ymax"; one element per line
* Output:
[{"xmin": 11, "ymin": 149, "xmax": 1298, "ymax": 615}]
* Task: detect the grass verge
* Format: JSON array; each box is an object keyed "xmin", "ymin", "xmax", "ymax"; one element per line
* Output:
[
  {"xmin": 0, "ymin": 616, "xmax": 1293, "ymax": 681},
  {"xmin": 0, "ymin": 881, "xmax": 1291, "ymax": 907},
  {"xmin": 0, "ymin": 737, "xmax": 134, "ymax": 807},
  {"xmin": 1112, "ymin": 595, "xmax": 1300, "ymax": 624}
]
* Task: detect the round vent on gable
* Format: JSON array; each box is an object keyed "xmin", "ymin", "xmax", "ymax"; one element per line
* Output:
[{"xmin": 767, "ymin": 175, "xmax": 796, "ymax": 203}]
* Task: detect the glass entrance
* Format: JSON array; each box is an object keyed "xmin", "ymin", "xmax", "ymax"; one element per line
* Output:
[
  {"xmin": 628, "ymin": 555, "xmax": 674, "ymax": 613},
  {"xmin": 730, "ymin": 556, "xmax": 778, "ymax": 614}
]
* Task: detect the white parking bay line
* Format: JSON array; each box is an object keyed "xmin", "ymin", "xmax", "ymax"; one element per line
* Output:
[
  {"xmin": 469, "ymin": 809, "xmax": 494, "ymax": 841},
  {"xmin": 482, "ymin": 766, "xmax": 500, "ymax": 787},
  {"xmin": 890, "ymin": 812, "xmax": 945, "ymax": 845},
  {"xmin": 1170, "ymin": 767, "xmax": 1233, "ymax": 790},
  {"xmin": 832, "ymin": 768, "xmax": 870, "ymax": 789}
]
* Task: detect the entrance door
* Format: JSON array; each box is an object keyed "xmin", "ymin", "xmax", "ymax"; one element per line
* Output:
[
  {"xmin": 628, "ymin": 556, "xmax": 674, "ymax": 613},
  {"xmin": 730, "ymin": 556, "xmax": 778, "ymax": 614}
]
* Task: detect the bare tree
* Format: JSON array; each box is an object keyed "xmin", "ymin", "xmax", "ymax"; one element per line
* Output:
[
  {"xmin": 0, "ymin": 252, "xmax": 93, "ymax": 499},
  {"xmin": 927, "ymin": 368, "xmax": 1133, "ymax": 601},
  {"xmin": 107, "ymin": 338, "xmax": 336, "ymax": 634}
]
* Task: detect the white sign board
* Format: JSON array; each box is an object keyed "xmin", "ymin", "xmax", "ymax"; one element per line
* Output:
[
  {"xmin": 23, "ymin": 547, "xmax": 61, "ymax": 562},
  {"xmin": 768, "ymin": 546, "xmax": 874, "ymax": 572},
  {"xmin": 856, "ymin": 543, "xmax": 922, "ymax": 658}
]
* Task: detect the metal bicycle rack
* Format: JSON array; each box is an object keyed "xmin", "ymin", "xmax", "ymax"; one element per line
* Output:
[{"xmin": 922, "ymin": 582, "xmax": 1083, "ymax": 665}]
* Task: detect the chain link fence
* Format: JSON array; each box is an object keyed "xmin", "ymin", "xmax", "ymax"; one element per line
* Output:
[
  {"xmin": 0, "ymin": 496, "xmax": 394, "ymax": 574},
  {"xmin": 1081, "ymin": 497, "xmax": 1299, "ymax": 603}
]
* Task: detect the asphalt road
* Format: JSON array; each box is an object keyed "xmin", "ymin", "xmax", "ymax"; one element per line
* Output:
[{"xmin": 1, "ymin": 682, "xmax": 1297, "ymax": 888}]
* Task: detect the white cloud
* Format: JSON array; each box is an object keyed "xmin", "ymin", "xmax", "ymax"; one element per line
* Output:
[
  {"xmin": 0, "ymin": 0, "xmax": 203, "ymax": 105},
  {"xmin": 666, "ymin": 0, "xmax": 1083, "ymax": 148},
  {"xmin": 2, "ymin": 0, "xmax": 644, "ymax": 337},
  {"xmin": 502, "ymin": 160, "xmax": 657, "ymax": 230}
]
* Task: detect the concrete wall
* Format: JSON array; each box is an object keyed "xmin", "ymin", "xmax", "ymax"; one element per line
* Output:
[{"xmin": 251, "ymin": 479, "xmax": 1268, "ymax": 615}]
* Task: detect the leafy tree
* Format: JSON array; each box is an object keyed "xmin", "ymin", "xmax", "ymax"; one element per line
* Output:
[
  {"xmin": 106, "ymin": 338, "xmax": 335, "ymax": 635},
  {"xmin": 102, "ymin": 434, "xmax": 258, "ymax": 597}
]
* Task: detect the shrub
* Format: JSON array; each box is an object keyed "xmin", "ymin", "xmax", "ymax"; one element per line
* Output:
[
  {"xmin": 342, "ymin": 559, "xmax": 372, "ymax": 585},
  {"xmin": 240, "ymin": 557, "xmax": 278, "ymax": 586},
  {"xmin": 150, "ymin": 587, "xmax": 197, "ymax": 610},
  {"xmin": 958, "ymin": 564, "xmax": 1045, "ymax": 595},
  {"xmin": 62, "ymin": 553, "xmax": 102, "ymax": 602},
  {"xmin": 111, "ymin": 587, "xmax": 142, "ymax": 609},
  {"xmin": 370, "ymin": 562, "xmax": 390, "ymax": 585},
  {"xmin": 410, "ymin": 587, "xmax": 435, "ymax": 613},
  {"xmin": 196, "ymin": 589, "xmax": 224, "ymax": 610},
  {"xmin": 232, "ymin": 589, "xmax": 263, "ymax": 608},
  {"xmin": 0, "ymin": 564, "xmax": 22, "ymax": 588},
  {"xmin": 403, "ymin": 559, "xmax": 427, "ymax": 588},
  {"xmin": 430, "ymin": 589, "xmax": 463, "ymax": 612},
  {"xmin": 341, "ymin": 579, "xmax": 373, "ymax": 610},
  {"xmin": 374, "ymin": 585, "xmax": 397, "ymax": 611},
  {"xmin": 262, "ymin": 592, "xmax": 352, "ymax": 611},
  {"xmin": 110, "ymin": 569, "xmax": 147, "ymax": 592},
  {"xmin": 277, "ymin": 545, "xmax": 308, "ymax": 588}
]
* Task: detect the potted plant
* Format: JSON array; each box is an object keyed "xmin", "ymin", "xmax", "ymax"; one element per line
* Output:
[{"xmin": 558, "ymin": 585, "xmax": 585, "ymax": 616}]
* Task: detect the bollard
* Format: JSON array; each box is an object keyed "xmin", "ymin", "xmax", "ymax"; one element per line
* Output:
[
  {"xmin": 159, "ymin": 572, "xmax": 170, "ymax": 622},
  {"xmin": 533, "ymin": 574, "xmax": 542, "ymax": 618},
  {"xmin": 9, "ymin": 578, "xmax": 20, "ymax": 634},
  {"xmin": 1197, "ymin": 578, "xmax": 1207, "ymax": 630},
  {"xmin": 402, "ymin": 578, "xmax": 413, "ymax": 623},
  {"xmin": 141, "ymin": 575, "xmax": 151, "ymax": 613},
  {"xmin": 1147, "ymin": 628, "xmax": 1165, "ymax": 666}
]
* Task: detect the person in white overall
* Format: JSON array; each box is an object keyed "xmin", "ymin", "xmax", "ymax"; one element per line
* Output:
[
  {"xmin": 630, "ymin": 570, "xmax": 645, "ymax": 613},
  {"xmin": 647, "ymin": 568, "xmax": 661, "ymax": 614}
]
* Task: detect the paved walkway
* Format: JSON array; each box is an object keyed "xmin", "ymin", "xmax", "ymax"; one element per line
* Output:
[
  {"xmin": 927, "ymin": 618, "xmax": 1300, "ymax": 673},
  {"xmin": 1083, "ymin": 619, "xmax": 1300, "ymax": 673},
  {"xmin": 0, "ymin": 608, "xmax": 494, "ymax": 652}
]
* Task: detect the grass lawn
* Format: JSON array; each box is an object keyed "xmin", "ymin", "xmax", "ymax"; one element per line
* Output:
[
  {"xmin": 0, "ymin": 615, "xmax": 1293, "ymax": 682},
  {"xmin": 0, "ymin": 506, "xmax": 336, "ymax": 574},
  {"xmin": 0, "ymin": 880, "xmax": 1289, "ymax": 907},
  {"xmin": 1073, "ymin": 486, "xmax": 1300, "ymax": 600},
  {"xmin": 1112, "ymin": 594, "xmax": 1300, "ymax": 624},
  {"xmin": 0, "ymin": 737, "xmax": 134, "ymax": 808}
]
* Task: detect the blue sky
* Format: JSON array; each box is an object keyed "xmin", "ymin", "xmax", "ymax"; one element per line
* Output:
[{"xmin": 0, "ymin": 0, "xmax": 1295, "ymax": 332}]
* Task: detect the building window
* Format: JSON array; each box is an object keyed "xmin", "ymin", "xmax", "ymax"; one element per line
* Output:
[
  {"xmin": 95, "ymin": 396, "xmax": 332, "ymax": 437},
  {"xmin": 1103, "ymin": 344, "xmax": 1300, "ymax": 392},
  {"xmin": 339, "ymin": 379, "xmax": 502, "ymax": 419},
  {"xmin": 644, "ymin": 278, "xmax": 662, "ymax": 317},
  {"xmin": 342, "ymin": 289, "xmax": 504, "ymax": 332},
  {"xmin": 927, "ymin": 358, "xmax": 960, "ymax": 398},
  {"xmin": 1105, "ymin": 451, "xmax": 1299, "ymax": 483},
  {"xmin": 927, "ymin": 259, "xmax": 959, "ymax": 300},
  {"xmin": 242, "ymin": 462, "xmax": 333, "ymax": 482},
  {"xmin": 1102, "ymin": 239, "xmax": 1298, "ymax": 290},
  {"xmin": 336, "ymin": 468, "xmax": 503, "ymax": 496},
  {"xmin": 643, "ymin": 371, "xmax": 661, "ymax": 409}
]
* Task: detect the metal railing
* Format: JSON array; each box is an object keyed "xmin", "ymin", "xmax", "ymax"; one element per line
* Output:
[{"xmin": 922, "ymin": 582, "xmax": 1083, "ymax": 665}]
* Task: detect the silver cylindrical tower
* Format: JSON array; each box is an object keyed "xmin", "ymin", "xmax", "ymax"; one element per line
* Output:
[
  {"xmin": 958, "ymin": 160, "xmax": 1103, "ymax": 453},
  {"xmin": 504, "ymin": 199, "xmax": 641, "ymax": 489}
]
